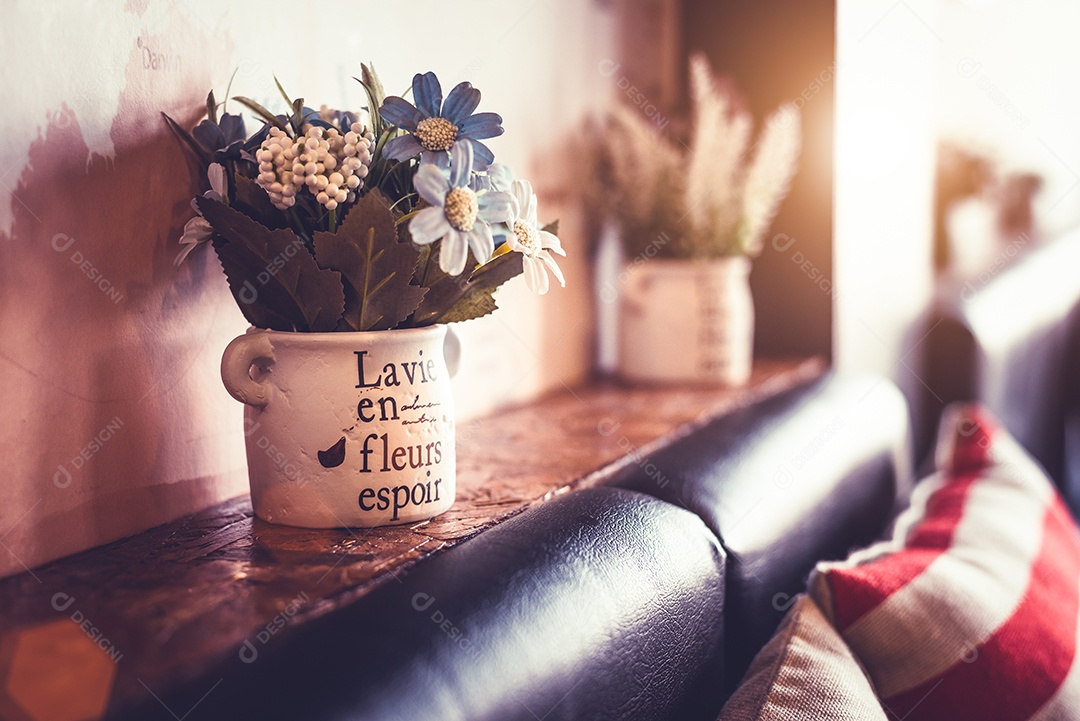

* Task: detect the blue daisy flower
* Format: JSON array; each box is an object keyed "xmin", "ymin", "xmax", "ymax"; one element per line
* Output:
[
  {"xmin": 379, "ymin": 72, "xmax": 504, "ymax": 170},
  {"xmin": 192, "ymin": 112, "xmax": 248, "ymax": 163}
]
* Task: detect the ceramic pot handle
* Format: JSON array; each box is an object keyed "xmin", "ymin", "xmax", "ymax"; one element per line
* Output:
[
  {"xmin": 221, "ymin": 333, "xmax": 275, "ymax": 409},
  {"xmin": 443, "ymin": 326, "xmax": 461, "ymax": 379}
]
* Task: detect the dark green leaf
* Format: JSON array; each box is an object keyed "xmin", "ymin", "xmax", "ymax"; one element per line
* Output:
[
  {"xmin": 312, "ymin": 191, "xmax": 426, "ymax": 331},
  {"xmin": 233, "ymin": 176, "xmax": 287, "ymax": 230},
  {"xmin": 161, "ymin": 112, "xmax": 209, "ymax": 165},
  {"xmin": 541, "ymin": 219, "xmax": 560, "ymax": 236},
  {"xmin": 405, "ymin": 244, "xmax": 464, "ymax": 326},
  {"xmin": 206, "ymin": 90, "xmax": 217, "ymax": 124},
  {"xmin": 408, "ymin": 249, "xmax": 524, "ymax": 326},
  {"xmin": 198, "ymin": 197, "xmax": 345, "ymax": 332},
  {"xmin": 438, "ymin": 251, "xmax": 524, "ymax": 323},
  {"xmin": 232, "ymin": 96, "xmax": 288, "ymax": 131}
]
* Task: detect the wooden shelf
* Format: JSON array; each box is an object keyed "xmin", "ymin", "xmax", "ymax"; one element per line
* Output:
[{"xmin": 0, "ymin": 358, "xmax": 824, "ymax": 718}]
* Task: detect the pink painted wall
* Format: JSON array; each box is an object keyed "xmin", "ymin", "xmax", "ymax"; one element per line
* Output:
[{"xmin": 0, "ymin": 1, "xmax": 615, "ymax": 577}]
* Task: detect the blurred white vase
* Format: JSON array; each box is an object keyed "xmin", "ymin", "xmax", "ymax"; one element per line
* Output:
[{"xmin": 618, "ymin": 258, "xmax": 753, "ymax": 386}]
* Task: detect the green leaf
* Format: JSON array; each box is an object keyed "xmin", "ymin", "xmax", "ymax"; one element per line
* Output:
[
  {"xmin": 359, "ymin": 62, "xmax": 387, "ymax": 137},
  {"xmin": 222, "ymin": 68, "xmax": 239, "ymax": 113},
  {"xmin": 206, "ymin": 90, "xmax": 217, "ymax": 124},
  {"xmin": 355, "ymin": 78, "xmax": 382, "ymax": 138},
  {"xmin": 408, "ymin": 249, "xmax": 524, "ymax": 326},
  {"xmin": 312, "ymin": 191, "xmax": 427, "ymax": 331},
  {"xmin": 273, "ymin": 76, "xmax": 293, "ymax": 108},
  {"xmin": 541, "ymin": 219, "xmax": 560, "ymax": 236},
  {"xmin": 438, "ymin": 252, "xmax": 524, "ymax": 323},
  {"xmin": 161, "ymin": 112, "xmax": 209, "ymax": 165},
  {"xmin": 233, "ymin": 176, "xmax": 287, "ymax": 230},
  {"xmin": 198, "ymin": 197, "xmax": 345, "ymax": 332},
  {"xmin": 405, "ymin": 245, "xmax": 465, "ymax": 325},
  {"xmin": 232, "ymin": 96, "xmax": 288, "ymax": 131},
  {"xmin": 361, "ymin": 63, "xmax": 386, "ymax": 109}
]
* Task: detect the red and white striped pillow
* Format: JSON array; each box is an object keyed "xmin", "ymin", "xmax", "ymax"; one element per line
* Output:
[{"xmin": 811, "ymin": 404, "xmax": 1080, "ymax": 720}]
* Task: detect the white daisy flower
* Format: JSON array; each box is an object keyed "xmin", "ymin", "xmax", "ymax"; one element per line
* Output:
[
  {"xmin": 505, "ymin": 179, "xmax": 565, "ymax": 295},
  {"xmin": 408, "ymin": 141, "xmax": 514, "ymax": 276}
]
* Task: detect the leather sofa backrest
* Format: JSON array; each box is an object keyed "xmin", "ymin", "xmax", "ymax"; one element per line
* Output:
[
  {"xmin": 920, "ymin": 229, "xmax": 1080, "ymax": 508},
  {"xmin": 610, "ymin": 372, "xmax": 910, "ymax": 692},
  {"xmin": 118, "ymin": 488, "xmax": 727, "ymax": 721}
]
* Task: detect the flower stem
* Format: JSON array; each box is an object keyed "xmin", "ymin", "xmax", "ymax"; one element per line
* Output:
[
  {"xmin": 395, "ymin": 209, "xmax": 420, "ymax": 226},
  {"xmin": 285, "ymin": 208, "xmax": 309, "ymax": 244},
  {"xmin": 329, "ymin": 208, "xmax": 337, "ymax": 233},
  {"xmin": 389, "ymin": 193, "xmax": 416, "ymax": 212},
  {"xmin": 419, "ymin": 241, "xmax": 438, "ymax": 287}
]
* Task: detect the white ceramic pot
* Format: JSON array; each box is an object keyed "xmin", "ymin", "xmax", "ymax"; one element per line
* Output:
[
  {"xmin": 618, "ymin": 257, "xmax": 753, "ymax": 385},
  {"xmin": 220, "ymin": 325, "xmax": 457, "ymax": 528}
]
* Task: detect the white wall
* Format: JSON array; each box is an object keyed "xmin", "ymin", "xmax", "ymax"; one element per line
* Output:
[
  {"xmin": 834, "ymin": 0, "xmax": 938, "ymax": 396},
  {"xmin": 0, "ymin": 0, "xmax": 615, "ymax": 577},
  {"xmin": 836, "ymin": 0, "xmax": 1080, "ymax": 415},
  {"xmin": 937, "ymin": 0, "xmax": 1080, "ymax": 237}
]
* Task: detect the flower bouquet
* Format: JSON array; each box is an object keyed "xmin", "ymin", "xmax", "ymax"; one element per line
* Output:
[
  {"xmin": 163, "ymin": 66, "xmax": 564, "ymax": 528},
  {"xmin": 167, "ymin": 65, "xmax": 566, "ymax": 329}
]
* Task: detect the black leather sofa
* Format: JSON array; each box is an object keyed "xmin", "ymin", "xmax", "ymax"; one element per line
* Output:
[
  {"xmin": 121, "ymin": 371, "xmax": 910, "ymax": 721},
  {"xmin": 610, "ymin": 372, "xmax": 910, "ymax": 693},
  {"xmin": 919, "ymin": 229, "xmax": 1080, "ymax": 510}
]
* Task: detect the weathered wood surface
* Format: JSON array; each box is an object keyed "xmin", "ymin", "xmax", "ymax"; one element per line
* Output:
[{"xmin": 0, "ymin": 359, "xmax": 822, "ymax": 717}]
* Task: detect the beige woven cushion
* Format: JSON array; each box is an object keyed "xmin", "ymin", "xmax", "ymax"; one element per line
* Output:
[{"xmin": 719, "ymin": 594, "xmax": 886, "ymax": 720}]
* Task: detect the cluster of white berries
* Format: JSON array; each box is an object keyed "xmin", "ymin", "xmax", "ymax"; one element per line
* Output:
[{"xmin": 255, "ymin": 122, "xmax": 374, "ymax": 212}]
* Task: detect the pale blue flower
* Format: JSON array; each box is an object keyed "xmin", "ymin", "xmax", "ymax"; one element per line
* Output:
[
  {"xmin": 409, "ymin": 141, "xmax": 515, "ymax": 276},
  {"xmin": 487, "ymin": 163, "xmax": 515, "ymax": 192},
  {"xmin": 175, "ymin": 163, "xmax": 227, "ymax": 267},
  {"xmin": 380, "ymin": 72, "xmax": 503, "ymax": 170},
  {"xmin": 469, "ymin": 162, "xmax": 515, "ymax": 193}
]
